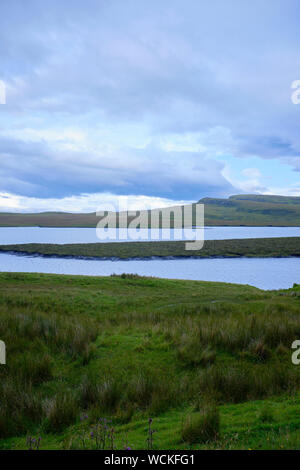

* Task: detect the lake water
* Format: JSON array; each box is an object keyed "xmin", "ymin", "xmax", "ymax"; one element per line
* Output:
[
  {"xmin": 0, "ymin": 252, "xmax": 299, "ymax": 290},
  {"xmin": 0, "ymin": 226, "xmax": 299, "ymax": 244},
  {"xmin": 0, "ymin": 226, "xmax": 299, "ymax": 290}
]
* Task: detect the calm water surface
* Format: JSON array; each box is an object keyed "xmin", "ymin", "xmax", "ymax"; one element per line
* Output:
[
  {"xmin": 0, "ymin": 226, "xmax": 299, "ymax": 244},
  {"xmin": 0, "ymin": 252, "xmax": 299, "ymax": 290},
  {"xmin": 0, "ymin": 227, "xmax": 299, "ymax": 290}
]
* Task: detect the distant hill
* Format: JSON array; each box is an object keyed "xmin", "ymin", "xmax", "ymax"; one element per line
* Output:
[
  {"xmin": 199, "ymin": 194, "xmax": 300, "ymax": 226},
  {"xmin": 1, "ymin": 194, "xmax": 300, "ymax": 227},
  {"xmin": 0, "ymin": 211, "xmax": 100, "ymax": 228}
]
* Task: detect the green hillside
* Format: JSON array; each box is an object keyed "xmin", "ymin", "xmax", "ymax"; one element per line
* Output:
[{"xmin": 199, "ymin": 194, "xmax": 300, "ymax": 226}]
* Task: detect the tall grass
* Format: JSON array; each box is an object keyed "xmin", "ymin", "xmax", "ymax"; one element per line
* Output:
[
  {"xmin": 44, "ymin": 392, "xmax": 79, "ymax": 433},
  {"xmin": 181, "ymin": 405, "xmax": 220, "ymax": 444},
  {"xmin": 159, "ymin": 302, "xmax": 300, "ymax": 358},
  {"xmin": 196, "ymin": 363, "xmax": 300, "ymax": 403},
  {"xmin": 0, "ymin": 303, "xmax": 98, "ymax": 438},
  {"xmin": 0, "ymin": 273, "xmax": 300, "ymax": 443},
  {"xmin": 79, "ymin": 370, "xmax": 179, "ymax": 418}
]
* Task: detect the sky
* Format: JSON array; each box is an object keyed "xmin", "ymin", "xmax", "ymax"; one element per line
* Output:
[{"xmin": 0, "ymin": 0, "xmax": 300, "ymax": 212}]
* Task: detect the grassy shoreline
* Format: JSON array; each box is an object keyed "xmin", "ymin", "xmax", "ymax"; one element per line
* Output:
[
  {"xmin": 0, "ymin": 272, "xmax": 300, "ymax": 449},
  {"xmin": 0, "ymin": 236, "xmax": 300, "ymax": 260}
]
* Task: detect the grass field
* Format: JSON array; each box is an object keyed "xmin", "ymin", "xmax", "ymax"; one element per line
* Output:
[
  {"xmin": 0, "ymin": 272, "xmax": 300, "ymax": 450},
  {"xmin": 1, "ymin": 236, "xmax": 300, "ymax": 260},
  {"xmin": 1, "ymin": 194, "xmax": 300, "ymax": 227}
]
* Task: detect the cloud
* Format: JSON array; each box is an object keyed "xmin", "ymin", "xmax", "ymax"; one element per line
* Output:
[
  {"xmin": 0, "ymin": 0, "xmax": 300, "ymax": 208},
  {"xmin": 242, "ymin": 168, "xmax": 262, "ymax": 179},
  {"xmin": 0, "ymin": 135, "xmax": 235, "ymax": 200},
  {"xmin": 0, "ymin": 191, "xmax": 192, "ymax": 213},
  {"xmin": 262, "ymin": 184, "xmax": 300, "ymax": 197},
  {"xmin": 222, "ymin": 165, "xmax": 267, "ymax": 194}
]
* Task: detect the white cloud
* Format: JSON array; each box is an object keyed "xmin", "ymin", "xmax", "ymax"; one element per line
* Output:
[
  {"xmin": 241, "ymin": 168, "xmax": 262, "ymax": 179},
  {"xmin": 222, "ymin": 166, "xmax": 266, "ymax": 194},
  {"xmin": 1, "ymin": 127, "xmax": 85, "ymax": 145},
  {"xmin": 0, "ymin": 192, "xmax": 23, "ymax": 210},
  {"xmin": 0, "ymin": 191, "xmax": 192, "ymax": 213},
  {"xmin": 261, "ymin": 185, "xmax": 300, "ymax": 197},
  {"xmin": 222, "ymin": 164, "xmax": 300, "ymax": 196},
  {"xmin": 159, "ymin": 127, "xmax": 236, "ymax": 155}
]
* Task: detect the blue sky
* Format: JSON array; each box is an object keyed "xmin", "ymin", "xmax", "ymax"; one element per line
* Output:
[{"xmin": 0, "ymin": 0, "xmax": 300, "ymax": 212}]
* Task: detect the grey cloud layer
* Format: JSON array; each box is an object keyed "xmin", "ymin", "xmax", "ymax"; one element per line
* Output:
[
  {"xmin": 0, "ymin": 137, "xmax": 234, "ymax": 199},
  {"xmin": 0, "ymin": 0, "xmax": 300, "ymax": 200}
]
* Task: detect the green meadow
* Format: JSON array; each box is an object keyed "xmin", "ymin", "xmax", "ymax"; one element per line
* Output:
[{"xmin": 0, "ymin": 272, "xmax": 300, "ymax": 450}]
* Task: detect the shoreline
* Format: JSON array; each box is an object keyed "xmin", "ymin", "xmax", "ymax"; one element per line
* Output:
[{"xmin": 1, "ymin": 248, "xmax": 299, "ymax": 262}]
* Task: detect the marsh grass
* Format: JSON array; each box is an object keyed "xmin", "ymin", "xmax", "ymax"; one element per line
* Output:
[
  {"xmin": 1, "ymin": 236, "xmax": 300, "ymax": 259},
  {"xmin": 181, "ymin": 405, "xmax": 220, "ymax": 444},
  {"xmin": 0, "ymin": 297, "xmax": 98, "ymax": 438},
  {"xmin": 0, "ymin": 272, "xmax": 300, "ymax": 448},
  {"xmin": 197, "ymin": 363, "xmax": 300, "ymax": 403},
  {"xmin": 258, "ymin": 405, "xmax": 275, "ymax": 423},
  {"xmin": 44, "ymin": 392, "xmax": 79, "ymax": 433},
  {"xmin": 0, "ymin": 381, "xmax": 42, "ymax": 437}
]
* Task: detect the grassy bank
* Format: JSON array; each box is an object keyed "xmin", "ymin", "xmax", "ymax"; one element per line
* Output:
[
  {"xmin": 0, "ymin": 272, "xmax": 300, "ymax": 449},
  {"xmin": 0, "ymin": 236, "xmax": 300, "ymax": 260}
]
